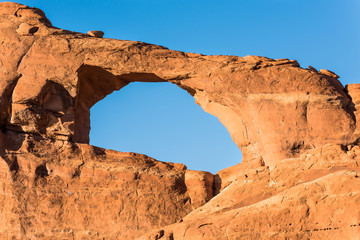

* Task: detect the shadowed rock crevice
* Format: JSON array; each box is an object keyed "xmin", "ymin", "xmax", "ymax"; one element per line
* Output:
[
  {"xmin": 34, "ymin": 163, "xmax": 49, "ymax": 178},
  {"xmin": 0, "ymin": 75, "xmax": 21, "ymax": 127}
]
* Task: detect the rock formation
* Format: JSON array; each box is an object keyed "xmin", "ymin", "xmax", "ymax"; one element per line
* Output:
[{"xmin": 0, "ymin": 2, "xmax": 360, "ymax": 239}]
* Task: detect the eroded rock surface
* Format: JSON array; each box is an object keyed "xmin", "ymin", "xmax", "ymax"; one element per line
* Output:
[
  {"xmin": 140, "ymin": 144, "xmax": 360, "ymax": 239},
  {"xmin": 0, "ymin": 134, "xmax": 213, "ymax": 239},
  {"xmin": 0, "ymin": 2, "xmax": 360, "ymax": 239}
]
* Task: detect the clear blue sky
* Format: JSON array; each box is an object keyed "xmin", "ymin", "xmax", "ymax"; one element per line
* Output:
[{"xmin": 5, "ymin": 0, "xmax": 360, "ymax": 173}]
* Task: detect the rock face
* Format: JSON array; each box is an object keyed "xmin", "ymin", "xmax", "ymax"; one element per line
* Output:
[
  {"xmin": 140, "ymin": 144, "xmax": 360, "ymax": 240},
  {"xmin": 0, "ymin": 135, "xmax": 211, "ymax": 239},
  {"xmin": 0, "ymin": 2, "xmax": 360, "ymax": 239}
]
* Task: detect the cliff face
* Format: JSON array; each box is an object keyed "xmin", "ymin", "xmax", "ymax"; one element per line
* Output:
[{"xmin": 0, "ymin": 2, "xmax": 360, "ymax": 240}]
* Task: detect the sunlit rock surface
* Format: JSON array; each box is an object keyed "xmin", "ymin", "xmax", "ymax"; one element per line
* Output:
[{"xmin": 0, "ymin": 2, "xmax": 360, "ymax": 239}]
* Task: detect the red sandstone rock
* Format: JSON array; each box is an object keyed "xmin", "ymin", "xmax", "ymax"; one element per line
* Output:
[
  {"xmin": 87, "ymin": 30, "xmax": 104, "ymax": 38},
  {"xmin": 1, "ymin": 1, "xmax": 357, "ymax": 166},
  {"xmin": 16, "ymin": 22, "xmax": 38, "ymax": 35},
  {"xmin": 0, "ymin": 135, "xmax": 215, "ymax": 239},
  {"xmin": 140, "ymin": 144, "xmax": 360, "ymax": 239},
  {"xmin": 0, "ymin": 2, "xmax": 360, "ymax": 240},
  {"xmin": 319, "ymin": 69, "xmax": 340, "ymax": 79}
]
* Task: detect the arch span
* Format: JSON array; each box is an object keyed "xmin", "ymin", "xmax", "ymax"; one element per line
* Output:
[{"xmin": 6, "ymin": 34, "xmax": 357, "ymax": 167}]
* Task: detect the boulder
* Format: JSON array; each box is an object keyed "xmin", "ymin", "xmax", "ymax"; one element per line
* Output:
[{"xmin": 87, "ymin": 30, "xmax": 104, "ymax": 38}]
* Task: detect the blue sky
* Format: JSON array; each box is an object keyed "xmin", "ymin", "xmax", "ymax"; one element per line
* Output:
[{"xmin": 5, "ymin": 0, "xmax": 360, "ymax": 173}]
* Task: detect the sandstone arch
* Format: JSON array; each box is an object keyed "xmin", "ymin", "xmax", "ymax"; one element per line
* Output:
[
  {"xmin": 2, "ymin": 3, "xmax": 360, "ymax": 240},
  {"xmin": 4, "ymin": 24, "xmax": 357, "ymax": 166}
]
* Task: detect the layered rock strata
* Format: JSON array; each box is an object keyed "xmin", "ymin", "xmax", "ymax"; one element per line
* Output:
[{"xmin": 0, "ymin": 2, "xmax": 360, "ymax": 239}]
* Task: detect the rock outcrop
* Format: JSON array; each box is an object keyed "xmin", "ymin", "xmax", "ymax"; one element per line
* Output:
[
  {"xmin": 140, "ymin": 144, "xmax": 360, "ymax": 240},
  {"xmin": 0, "ymin": 2, "xmax": 360, "ymax": 239}
]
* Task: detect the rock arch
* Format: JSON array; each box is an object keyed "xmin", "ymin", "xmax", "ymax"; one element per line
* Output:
[
  {"xmin": 2, "ymin": 3, "xmax": 360, "ymax": 240},
  {"xmin": 1, "ymin": 2, "xmax": 358, "ymax": 168}
]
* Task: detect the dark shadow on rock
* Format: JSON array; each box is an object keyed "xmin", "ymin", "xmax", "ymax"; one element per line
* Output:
[
  {"xmin": 213, "ymin": 174, "xmax": 222, "ymax": 196},
  {"xmin": 35, "ymin": 163, "xmax": 49, "ymax": 178}
]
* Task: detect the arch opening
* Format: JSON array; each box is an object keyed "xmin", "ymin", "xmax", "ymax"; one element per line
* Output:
[{"xmin": 89, "ymin": 82, "xmax": 243, "ymax": 174}]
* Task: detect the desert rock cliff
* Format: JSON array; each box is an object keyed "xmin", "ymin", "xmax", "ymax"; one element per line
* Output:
[{"xmin": 0, "ymin": 2, "xmax": 360, "ymax": 239}]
